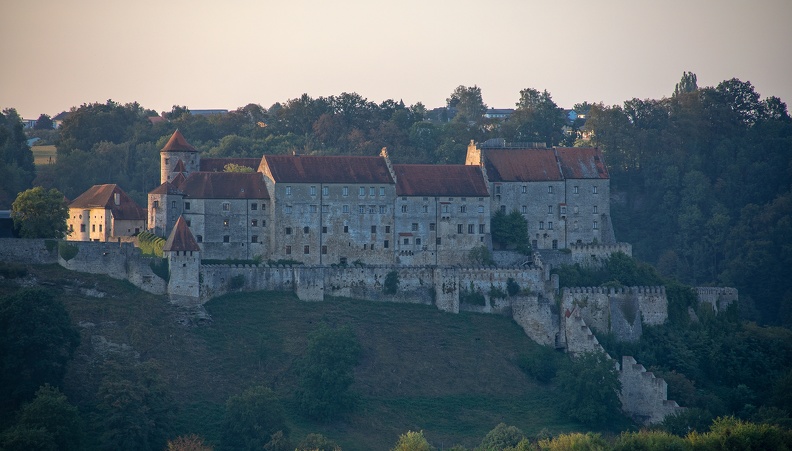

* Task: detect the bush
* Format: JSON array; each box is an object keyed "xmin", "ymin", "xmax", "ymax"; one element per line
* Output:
[
  {"xmin": 479, "ymin": 423, "xmax": 524, "ymax": 450},
  {"xmin": 0, "ymin": 262, "xmax": 27, "ymax": 279},
  {"xmin": 223, "ymin": 386, "xmax": 288, "ymax": 451},
  {"xmin": 518, "ymin": 346, "xmax": 561, "ymax": 383},
  {"xmin": 228, "ymin": 274, "xmax": 246, "ymax": 290},
  {"xmin": 537, "ymin": 432, "xmax": 607, "ymax": 450},
  {"xmin": 507, "ymin": 278, "xmax": 520, "ymax": 296},
  {"xmin": 612, "ymin": 430, "xmax": 685, "ymax": 450},
  {"xmin": 384, "ymin": 271, "xmax": 399, "ymax": 295},
  {"xmin": 460, "ymin": 282, "xmax": 486, "ymax": 306},
  {"xmin": 57, "ymin": 241, "xmax": 78, "ymax": 261},
  {"xmin": 556, "ymin": 352, "xmax": 622, "ymax": 427},
  {"xmin": 392, "ymin": 430, "xmax": 433, "ymax": 451}
]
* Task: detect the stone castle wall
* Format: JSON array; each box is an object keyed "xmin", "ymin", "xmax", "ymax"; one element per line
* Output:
[
  {"xmin": 619, "ymin": 356, "xmax": 684, "ymax": 424},
  {"xmin": 0, "ymin": 238, "xmax": 59, "ymax": 264},
  {"xmin": 696, "ymin": 287, "xmax": 738, "ymax": 313}
]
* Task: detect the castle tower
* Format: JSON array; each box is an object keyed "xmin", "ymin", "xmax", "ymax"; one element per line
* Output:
[
  {"xmin": 163, "ymin": 216, "xmax": 201, "ymax": 301},
  {"xmin": 160, "ymin": 130, "xmax": 199, "ymax": 184}
]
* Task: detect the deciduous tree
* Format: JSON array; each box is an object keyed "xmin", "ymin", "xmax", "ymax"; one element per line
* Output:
[{"xmin": 11, "ymin": 186, "xmax": 69, "ymax": 238}]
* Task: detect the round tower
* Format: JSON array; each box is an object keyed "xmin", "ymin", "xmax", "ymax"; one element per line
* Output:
[{"xmin": 160, "ymin": 130, "xmax": 199, "ymax": 184}]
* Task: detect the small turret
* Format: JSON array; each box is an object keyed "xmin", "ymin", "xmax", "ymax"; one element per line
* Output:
[
  {"xmin": 163, "ymin": 216, "xmax": 200, "ymax": 301},
  {"xmin": 160, "ymin": 130, "xmax": 199, "ymax": 184}
]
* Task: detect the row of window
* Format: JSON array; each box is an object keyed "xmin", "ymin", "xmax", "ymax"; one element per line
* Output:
[
  {"xmin": 496, "ymin": 185, "xmax": 600, "ymax": 195},
  {"xmin": 283, "ymin": 243, "xmax": 390, "ymax": 255},
  {"xmin": 399, "ymin": 204, "xmax": 486, "ymax": 214},
  {"xmin": 537, "ymin": 221, "xmax": 599, "ymax": 230},
  {"xmin": 286, "ymin": 186, "xmax": 388, "ymax": 197}
]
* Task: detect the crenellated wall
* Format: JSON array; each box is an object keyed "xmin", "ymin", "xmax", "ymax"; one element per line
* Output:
[
  {"xmin": 619, "ymin": 356, "xmax": 684, "ymax": 424},
  {"xmin": 696, "ymin": 287, "xmax": 738, "ymax": 313}
]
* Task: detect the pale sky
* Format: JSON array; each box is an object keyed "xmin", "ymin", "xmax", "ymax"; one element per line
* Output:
[{"xmin": 2, "ymin": 0, "xmax": 791, "ymax": 119}]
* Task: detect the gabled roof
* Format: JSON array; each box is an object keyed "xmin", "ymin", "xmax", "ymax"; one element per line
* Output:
[
  {"xmin": 179, "ymin": 172, "xmax": 270, "ymax": 199},
  {"xmin": 481, "ymin": 148, "xmax": 563, "ymax": 182},
  {"xmin": 393, "ymin": 164, "xmax": 489, "ymax": 197},
  {"xmin": 199, "ymin": 158, "xmax": 262, "ymax": 172},
  {"xmin": 148, "ymin": 180, "xmax": 181, "ymax": 195},
  {"xmin": 160, "ymin": 130, "xmax": 197, "ymax": 153},
  {"xmin": 554, "ymin": 147, "xmax": 609, "ymax": 179},
  {"xmin": 261, "ymin": 155, "xmax": 394, "ymax": 184},
  {"xmin": 69, "ymin": 184, "xmax": 146, "ymax": 220},
  {"xmin": 163, "ymin": 216, "xmax": 200, "ymax": 252}
]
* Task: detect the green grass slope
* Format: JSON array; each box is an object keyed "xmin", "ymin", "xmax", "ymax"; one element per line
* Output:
[{"xmin": 3, "ymin": 265, "xmax": 593, "ymax": 450}]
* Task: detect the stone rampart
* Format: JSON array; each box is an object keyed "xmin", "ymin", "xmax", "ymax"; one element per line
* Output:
[
  {"xmin": 537, "ymin": 242, "xmax": 632, "ymax": 270},
  {"xmin": 511, "ymin": 295, "xmax": 558, "ymax": 346},
  {"xmin": 619, "ymin": 356, "xmax": 684, "ymax": 424},
  {"xmin": 696, "ymin": 287, "xmax": 738, "ymax": 313},
  {"xmin": 0, "ymin": 238, "xmax": 58, "ymax": 264},
  {"xmin": 456, "ymin": 266, "xmax": 545, "ymax": 313},
  {"xmin": 564, "ymin": 308, "xmax": 607, "ymax": 355}
]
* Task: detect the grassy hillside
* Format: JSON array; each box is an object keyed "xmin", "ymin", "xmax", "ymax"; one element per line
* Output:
[{"xmin": 2, "ymin": 265, "xmax": 606, "ymax": 450}]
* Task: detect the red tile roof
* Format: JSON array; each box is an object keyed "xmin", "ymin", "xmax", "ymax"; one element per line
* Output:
[
  {"xmin": 262, "ymin": 155, "xmax": 394, "ymax": 184},
  {"xmin": 199, "ymin": 158, "xmax": 262, "ymax": 172},
  {"xmin": 554, "ymin": 147, "xmax": 609, "ymax": 179},
  {"xmin": 163, "ymin": 216, "xmax": 200, "ymax": 252},
  {"xmin": 393, "ymin": 164, "xmax": 489, "ymax": 197},
  {"xmin": 481, "ymin": 148, "xmax": 563, "ymax": 182},
  {"xmin": 69, "ymin": 184, "xmax": 146, "ymax": 220},
  {"xmin": 179, "ymin": 172, "xmax": 270, "ymax": 199},
  {"xmin": 160, "ymin": 130, "xmax": 197, "ymax": 153}
]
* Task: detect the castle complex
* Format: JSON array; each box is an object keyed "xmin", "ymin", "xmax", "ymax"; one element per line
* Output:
[{"xmin": 43, "ymin": 130, "xmax": 739, "ymax": 425}]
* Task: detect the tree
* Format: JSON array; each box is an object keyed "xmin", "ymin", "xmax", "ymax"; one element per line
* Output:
[
  {"xmin": 223, "ymin": 162, "xmax": 254, "ymax": 173},
  {"xmin": 0, "ymin": 108, "xmax": 35, "ymax": 207},
  {"xmin": 490, "ymin": 210, "xmax": 530, "ymax": 254},
  {"xmin": 673, "ymin": 71, "xmax": 698, "ymax": 96},
  {"xmin": 556, "ymin": 352, "xmax": 622, "ymax": 426},
  {"xmin": 10, "ymin": 384, "xmax": 82, "ymax": 450},
  {"xmin": 447, "ymin": 85, "xmax": 487, "ymax": 124},
  {"xmin": 479, "ymin": 423, "xmax": 524, "ymax": 450},
  {"xmin": 503, "ymin": 88, "xmax": 566, "ymax": 146},
  {"xmin": 392, "ymin": 430, "xmax": 433, "ymax": 451},
  {"xmin": 11, "ymin": 186, "xmax": 69, "ymax": 238},
  {"xmin": 296, "ymin": 324, "xmax": 361, "ymax": 421},
  {"xmin": 0, "ymin": 289, "xmax": 80, "ymax": 413},
  {"xmin": 222, "ymin": 385, "xmax": 288, "ymax": 451},
  {"xmin": 296, "ymin": 433, "xmax": 341, "ymax": 451},
  {"xmin": 167, "ymin": 434, "xmax": 213, "ymax": 451},
  {"xmin": 34, "ymin": 114, "xmax": 54, "ymax": 130},
  {"xmin": 96, "ymin": 358, "xmax": 176, "ymax": 451}
]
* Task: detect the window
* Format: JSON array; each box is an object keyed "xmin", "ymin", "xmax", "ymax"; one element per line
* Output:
[
  {"xmin": 457, "ymin": 224, "xmax": 463, "ymax": 234},
  {"xmin": 593, "ymin": 221, "xmax": 598, "ymax": 230},
  {"xmin": 322, "ymin": 205, "xmax": 329, "ymax": 213},
  {"xmin": 184, "ymin": 202, "xmax": 191, "ymax": 210},
  {"xmin": 548, "ymin": 221, "xmax": 553, "ymax": 230},
  {"xmin": 172, "ymin": 201, "xmax": 177, "ymax": 208},
  {"xmin": 371, "ymin": 225, "xmax": 377, "ymax": 234},
  {"xmin": 442, "ymin": 204, "xmax": 450, "ymax": 214},
  {"xmin": 429, "ymin": 223, "xmax": 435, "ymax": 231},
  {"xmin": 592, "ymin": 186, "xmax": 598, "ymax": 194},
  {"xmin": 500, "ymin": 205, "xmax": 506, "ymax": 213},
  {"xmin": 310, "ymin": 186, "xmax": 316, "ymax": 196},
  {"xmin": 223, "ymin": 219, "xmax": 229, "ymax": 227},
  {"xmin": 495, "ymin": 185, "xmax": 502, "ymax": 194},
  {"xmin": 285, "ymin": 245, "xmax": 292, "ymax": 255},
  {"xmin": 401, "ymin": 205, "xmax": 408, "ymax": 213},
  {"xmin": 285, "ymin": 205, "xmax": 292, "ymax": 214},
  {"xmin": 412, "ymin": 223, "xmax": 418, "ymax": 231},
  {"xmin": 69, "ymin": 224, "xmax": 73, "ymax": 232},
  {"xmin": 460, "ymin": 205, "xmax": 467, "ymax": 213},
  {"xmin": 478, "ymin": 205, "xmax": 484, "ymax": 213},
  {"xmin": 403, "ymin": 238, "xmax": 410, "ymax": 245},
  {"xmin": 422, "ymin": 205, "xmax": 429, "ymax": 213},
  {"xmin": 385, "ymin": 226, "xmax": 390, "ymax": 233},
  {"xmin": 164, "ymin": 158, "xmax": 169, "ymax": 164},
  {"xmin": 185, "ymin": 220, "xmax": 190, "ymax": 227},
  {"xmin": 552, "ymin": 239, "xmax": 558, "ymax": 249},
  {"xmin": 80, "ymin": 224, "xmax": 85, "ymax": 232},
  {"xmin": 380, "ymin": 205, "xmax": 386, "ymax": 214},
  {"xmin": 436, "ymin": 237, "xmax": 442, "ymax": 245},
  {"xmin": 322, "ymin": 226, "xmax": 327, "ymax": 233},
  {"xmin": 532, "ymin": 239, "xmax": 538, "ymax": 248},
  {"xmin": 384, "ymin": 240, "xmax": 389, "ymax": 248},
  {"xmin": 548, "ymin": 186, "xmax": 554, "ymax": 194},
  {"xmin": 343, "ymin": 205, "xmax": 349, "ymax": 213},
  {"xmin": 368, "ymin": 205, "xmax": 376, "ymax": 214},
  {"xmin": 343, "ymin": 186, "xmax": 349, "ymax": 196},
  {"xmin": 560, "ymin": 205, "xmax": 567, "ymax": 215},
  {"xmin": 251, "ymin": 203, "xmax": 257, "ymax": 210},
  {"xmin": 304, "ymin": 245, "xmax": 309, "ymax": 254},
  {"xmin": 593, "ymin": 205, "xmax": 598, "ymax": 214},
  {"xmin": 285, "ymin": 227, "xmax": 292, "ymax": 235},
  {"xmin": 539, "ymin": 221, "xmax": 544, "ymax": 230},
  {"xmin": 379, "ymin": 187, "xmax": 385, "ymax": 196},
  {"xmin": 303, "ymin": 226, "xmax": 309, "ymax": 234},
  {"xmin": 197, "ymin": 235, "xmax": 203, "ymax": 243},
  {"xmin": 522, "ymin": 185, "xmax": 527, "ymax": 193},
  {"xmin": 262, "ymin": 220, "xmax": 266, "ymax": 227},
  {"xmin": 343, "ymin": 225, "xmax": 349, "ymax": 233},
  {"xmin": 574, "ymin": 186, "xmax": 579, "ymax": 194},
  {"xmin": 153, "ymin": 200, "xmax": 159, "ymax": 209},
  {"xmin": 310, "ymin": 205, "xmax": 318, "ymax": 213},
  {"xmin": 322, "ymin": 186, "xmax": 328, "ymax": 196},
  {"xmin": 222, "ymin": 202, "xmax": 230, "ymax": 211},
  {"xmin": 359, "ymin": 187, "xmax": 365, "ymax": 196},
  {"xmin": 416, "ymin": 238, "xmax": 422, "ymax": 245},
  {"xmin": 468, "ymin": 224, "xmax": 474, "ymax": 234},
  {"xmin": 369, "ymin": 187, "xmax": 375, "ymax": 196},
  {"xmin": 340, "ymin": 257, "xmax": 347, "ymax": 265},
  {"xmin": 479, "ymin": 224, "xmax": 485, "ymax": 234},
  {"xmin": 574, "ymin": 206, "xmax": 579, "ymax": 214},
  {"xmin": 359, "ymin": 205, "xmax": 365, "ymax": 214},
  {"xmin": 251, "ymin": 235, "xmax": 258, "ymax": 243},
  {"xmin": 223, "ymin": 235, "xmax": 230, "ymax": 243},
  {"xmin": 547, "ymin": 205, "xmax": 553, "ymax": 214},
  {"xmin": 286, "ymin": 186, "xmax": 292, "ymax": 195},
  {"xmin": 521, "ymin": 205, "xmax": 527, "ymax": 214},
  {"xmin": 322, "ymin": 245, "xmax": 328, "ymax": 254}
]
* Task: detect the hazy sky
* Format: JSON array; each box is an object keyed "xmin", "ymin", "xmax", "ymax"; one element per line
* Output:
[{"xmin": 2, "ymin": 0, "xmax": 791, "ymax": 119}]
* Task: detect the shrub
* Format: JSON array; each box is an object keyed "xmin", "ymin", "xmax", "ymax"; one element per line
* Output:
[
  {"xmin": 228, "ymin": 274, "xmax": 246, "ymax": 290},
  {"xmin": 460, "ymin": 283, "xmax": 486, "ymax": 306},
  {"xmin": 479, "ymin": 423, "xmax": 524, "ymax": 450},
  {"xmin": 489, "ymin": 285, "xmax": 507, "ymax": 300},
  {"xmin": 507, "ymin": 278, "xmax": 520, "ymax": 296},
  {"xmin": 518, "ymin": 346, "xmax": 561, "ymax": 383},
  {"xmin": 556, "ymin": 352, "xmax": 622, "ymax": 427},
  {"xmin": 57, "ymin": 241, "xmax": 78, "ymax": 261},
  {"xmin": 384, "ymin": 270, "xmax": 399, "ymax": 295},
  {"xmin": 0, "ymin": 262, "xmax": 27, "ymax": 279},
  {"xmin": 223, "ymin": 386, "xmax": 288, "ymax": 451}
]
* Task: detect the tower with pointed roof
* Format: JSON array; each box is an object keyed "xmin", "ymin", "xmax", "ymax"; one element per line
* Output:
[
  {"xmin": 163, "ymin": 216, "xmax": 201, "ymax": 300},
  {"xmin": 160, "ymin": 130, "xmax": 200, "ymax": 184}
]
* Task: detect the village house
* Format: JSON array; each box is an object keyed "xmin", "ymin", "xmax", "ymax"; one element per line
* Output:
[{"xmin": 66, "ymin": 184, "xmax": 146, "ymax": 242}]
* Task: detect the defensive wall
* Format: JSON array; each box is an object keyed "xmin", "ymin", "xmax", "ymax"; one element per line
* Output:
[
  {"xmin": 0, "ymin": 238, "xmax": 59, "ymax": 264},
  {"xmin": 538, "ymin": 242, "xmax": 633, "ymax": 270},
  {"xmin": 619, "ymin": 356, "xmax": 684, "ymax": 424},
  {"xmin": 695, "ymin": 287, "xmax": 738, "ymax": 313}
]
